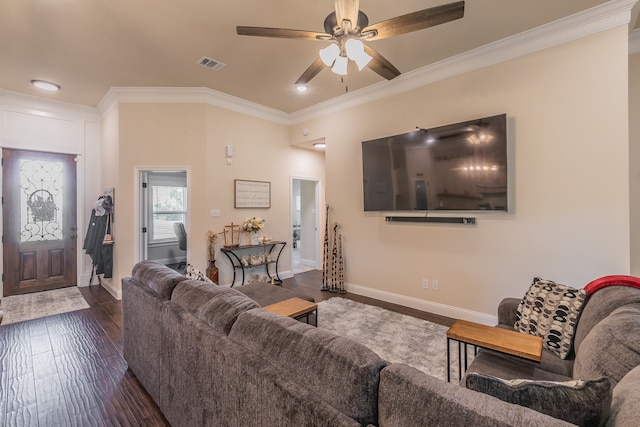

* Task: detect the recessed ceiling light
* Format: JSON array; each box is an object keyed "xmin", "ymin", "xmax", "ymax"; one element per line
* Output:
[
  {"xmin": 313, "ymin": 142, "xmax": 326, "ymax": 149},
  {"xmin": 31, "ymin": 80, "xmax": 60, "ymax": 91},
  {"xmin": 296, "ymin": 85, "xmax": 308, "ymax": 93}
]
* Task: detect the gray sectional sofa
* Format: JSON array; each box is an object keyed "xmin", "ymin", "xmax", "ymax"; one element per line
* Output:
[{"xmin": 122, "ymin": 261, "xmax": 637, "ymax": 426}]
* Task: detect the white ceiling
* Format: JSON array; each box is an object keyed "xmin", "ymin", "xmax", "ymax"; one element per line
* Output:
[{"xmin": 1, "ymin": 0, "xmax": 635, "ymax": 114}]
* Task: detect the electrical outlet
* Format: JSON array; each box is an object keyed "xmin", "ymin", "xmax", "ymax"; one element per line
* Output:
[
  {"xmin": 432, "ymin": 280, "xmax": 439, "ymax": 291},
  {"xmin": 422, "ymin": 278, "xmax": 429, "ymax": 289}
]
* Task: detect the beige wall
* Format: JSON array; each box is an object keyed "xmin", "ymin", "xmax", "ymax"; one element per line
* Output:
[
  {"xmin": 292, "ymin": 27, "xmax": 630, "ymax": 317},
  {"xmin": 100, "ymin": 106, "xmax": 120, "ymax": 294},
  {"xmin": 104, "ymin": 103, "xmax": 325, "ymax": 293},
  {"xmin": 630, "ymin": 51, "xmax": 640, "ymax": 275}
]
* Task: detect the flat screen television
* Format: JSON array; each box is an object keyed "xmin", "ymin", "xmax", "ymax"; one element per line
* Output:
[{"xmin": 362, "ymin": 114, "xmax": 508, "ymax": 212}]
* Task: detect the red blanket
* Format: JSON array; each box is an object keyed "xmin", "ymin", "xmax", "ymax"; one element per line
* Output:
[{"xmin": 584, "ymin": 275, "xmax": 640, "ymax": 295}]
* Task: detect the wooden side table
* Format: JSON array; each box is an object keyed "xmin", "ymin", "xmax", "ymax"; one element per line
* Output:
[
  {"xmin": 446, "ymin": 319, "xmax": 543, "ymax": 382},
  {"xmin": 263, "ymin": 297, "xmax": 318, "ymax": 326}
]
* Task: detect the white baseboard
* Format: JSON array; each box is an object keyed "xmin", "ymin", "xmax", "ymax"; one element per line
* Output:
[
  {"xmin": 235, "ymin": 270, "xmax": 496, "ymax": 324},
  {"xmin": 100, "ymin": 278, "xmax": 122, "ymax": 300},
  {"xmin": 79, "ymin": 273, "xmax": 91, "ymax": 287},
  {"xmin": 299, "ymin": 258, "xmax": 316, "ymax": 268},
  {"xmin": 345, "ymin": 282, "xmax": 497, "ymax": 326}
]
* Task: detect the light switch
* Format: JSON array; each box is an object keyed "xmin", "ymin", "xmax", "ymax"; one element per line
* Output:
[{"xmin": 211, "ymin": 209, "xmax": 221, "ymax": 217}]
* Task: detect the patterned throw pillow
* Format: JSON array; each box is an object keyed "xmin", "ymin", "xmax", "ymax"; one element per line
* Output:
[
  {"xmin": 465, "ymin": 373, "xmax": 612, "ymax": 427},
  {"xmin": 184, "ymin": 264, "xmax": 214, "ymax": 284},
  {"xmin": 514, "ymin": 277, "xmax": 586, "ymax": 359}
]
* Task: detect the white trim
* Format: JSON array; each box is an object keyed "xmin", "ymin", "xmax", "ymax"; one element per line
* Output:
[
  {"xmin": 630, "ymin": 29, "xmax": 640, "ymax": 54},
  {"xmin": 97, "ymin": 87, "xmax": 291, "ymax": 125},
  {"xmin": 345, "ymin": 282, "xmax": 498, "ymax": 326},
  {"xmin": 290, "ymin": 175, "xmax": 323, "ymax": 274},
  {"xmin": 0, "ymin": 89, "xmax": 100, "ymax": 120},
  {"xmin": 94, "ymin": 0, "xmax": 636, "ymax": 126},
  {"xmin": 134, "ymin": 166, "xmax": 192, "ymax": 267},
  {"xmin": 100, "ymin": 278, "xmax": 122, "ymax": 300}
]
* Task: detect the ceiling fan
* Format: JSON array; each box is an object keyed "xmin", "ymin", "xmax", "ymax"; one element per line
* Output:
[{"xmin": 236, "ymin": 0, "xmax": 465, "ymax": 86}]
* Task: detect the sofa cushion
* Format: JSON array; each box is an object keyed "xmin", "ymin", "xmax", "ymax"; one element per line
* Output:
[
  {"xmin": 172, "ymin": 281, "xmax": 259, "ymax": 334},
  {"xmin": 465, "ymin": 373, "xmax": 612, "ymax": 427},
  {"xmin": 131, "ymin": 260, "xmax": 188, "ymax": 299},
  {"xmin": 605, "ymin": 364, "xmax": 640, "ymax": 426},
  {"xmin": 229, "ymin": 308, "xmax": 386, "ymax": 426},
  {"xmin": 380, "ymin": 364, "xmax": 575, "ymax": 427},
  {"xmin": 573, "ymin": 303, "xmax": 640, "ymax": 385},
  {"xmin": 514, "ymin": 278, "xmax": 586, "ymax": 359},
  {"xmin": 574, "ymin": 285, "xmax": 640, "ymax": 352},
  {"xmin": 464, "ymin": 349, "xmax": 573, "ymax": 383}
]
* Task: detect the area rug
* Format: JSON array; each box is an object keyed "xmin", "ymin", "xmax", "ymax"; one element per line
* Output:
[
  {"xmin": 1, "ymin": 287, "xmax": 90, "ymax": 325},
  {"xmin": 317, "ymin": 297, "xmax": 473, "ymax": 382}
]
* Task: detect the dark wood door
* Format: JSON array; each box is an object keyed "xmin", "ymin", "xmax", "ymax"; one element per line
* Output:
[{"xmin": 3, "ymin": 149, "xmax": 77, "ymax": 296}]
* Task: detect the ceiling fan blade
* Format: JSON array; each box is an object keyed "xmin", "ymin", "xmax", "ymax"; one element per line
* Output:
[
  {"xmin": 237, "ymin": 26, "xmax": 330, "ymax": 41},
  {"xmin": 363, "ymin": 1, "xmax": 465, "ymax": 41},
  {"xmin": 334, "ymin": 0, "xmax": 360, "ymax": 31},
  {"xmin": 364, "ymin": 45, "xmax": 401, "ymax": 80},
  {"xmin": 295, "ymin": 57, "xmax": 326, "ymax": 85}
]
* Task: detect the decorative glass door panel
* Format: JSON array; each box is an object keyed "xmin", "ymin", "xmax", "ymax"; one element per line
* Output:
[{"xmin": 20, "ymin": 159, "xmax": 64, "ymax": 242}]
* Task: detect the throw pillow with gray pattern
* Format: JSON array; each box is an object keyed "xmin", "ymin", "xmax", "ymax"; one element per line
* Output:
[
  {"xmin": 185, "ymin": 264, "xmax": 214, "ymax": 284},
  {"xmin": 514, "ymin": 277, "xmax": 586, "ymax": 359}
]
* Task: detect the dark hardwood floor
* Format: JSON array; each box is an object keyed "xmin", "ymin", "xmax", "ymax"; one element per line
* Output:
[{"xmin": 0, "ymin": 270, "xmax": 454, "ymax": 426}]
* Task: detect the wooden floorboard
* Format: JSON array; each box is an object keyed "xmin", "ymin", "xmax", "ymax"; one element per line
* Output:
[{"xmin": 0, "ymin": 269, "xmax": 454, "ymax": 425}]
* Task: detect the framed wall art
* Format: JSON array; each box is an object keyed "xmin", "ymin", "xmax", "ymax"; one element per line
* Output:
[{"xmin": 234, "ymin": 179, "xmax": 271, "ymax": 209}]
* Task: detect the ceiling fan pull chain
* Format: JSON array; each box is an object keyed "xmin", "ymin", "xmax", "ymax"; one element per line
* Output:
[{"xmin": 341, "ymin": 75, "xmax": 349, "ymax": 93}]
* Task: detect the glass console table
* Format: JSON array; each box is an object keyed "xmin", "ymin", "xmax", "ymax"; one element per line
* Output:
[{"xmin": 220, "ymin": 241, "xmax": 286, "ymax": 287}]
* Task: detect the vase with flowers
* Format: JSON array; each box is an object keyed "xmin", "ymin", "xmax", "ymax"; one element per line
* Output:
[
  {"xmin": 205, "ymin": 230, "xmax": 219, "ymax": 283},
  {"xmin": 243, "ymin": 217, "xmax": 265, "ymax": 245}
]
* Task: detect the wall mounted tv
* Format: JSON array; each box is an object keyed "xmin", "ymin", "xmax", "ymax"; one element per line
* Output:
[{"xmin": 362, "ymin": 114, "xmax": 508, "ymax": 212}]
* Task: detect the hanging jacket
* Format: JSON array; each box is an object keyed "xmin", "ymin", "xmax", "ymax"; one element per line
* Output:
[{"xmin": 83, "ymin": 209, "xmax": 113, "ymax": 278}]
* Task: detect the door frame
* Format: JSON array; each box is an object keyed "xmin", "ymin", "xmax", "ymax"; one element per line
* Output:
[
  {"xmin": 1, "ymin": 147, "xmax": 86, "ymax": 297},
  {"xmin": 135, "ymin": 167, "xmax": 191, "ymax": 265},
  {"xmin": 290, "ymin": 176, "xmax": 322, "ymax": 273}
]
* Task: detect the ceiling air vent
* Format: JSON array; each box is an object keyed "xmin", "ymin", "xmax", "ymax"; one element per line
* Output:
[{"xmin": 197, "ymin": 56, "xmax": 226, "ymax": 71}]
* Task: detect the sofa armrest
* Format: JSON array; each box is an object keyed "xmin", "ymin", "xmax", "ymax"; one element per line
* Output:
[
  {"xmin": 379, "ymin": 364, "xmax": 574, "ymax": 427},
  {"xmin": 497, "ymin": 297, "xmax": 521, "ymax": 327}
]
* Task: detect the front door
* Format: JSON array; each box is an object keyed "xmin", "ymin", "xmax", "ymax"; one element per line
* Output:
[{"xmin": 3, "ymin": 149, "xmax": 77, "ymax": 296}]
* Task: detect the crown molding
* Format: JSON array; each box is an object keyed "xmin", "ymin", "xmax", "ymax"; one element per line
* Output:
[
  {"xmin": 1, "ymin": 89, "xmax": 101, "ymax": 121},
  {"xmin": 290, "ymin": 0, "xmax": 637, "ymax": 124},
  {"xmin": 97, "ymin": 87, "xmax": 291, "ymax": 125},
  {"xmin": 96, "ymin": 0, "xmax": 636, "ymax": 126}
]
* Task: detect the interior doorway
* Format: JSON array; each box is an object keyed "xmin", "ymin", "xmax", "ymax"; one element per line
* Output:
[
  {"xmin": 291, "ymin": 177, "xmax": 320, "ymax": 274},
  {"xmin": 2, "ymin": 149, "xmax": 78, "ymax": 296},
  {"xmin": 139, "ymin": 170, "xmax": 188, "ymax": 272}
]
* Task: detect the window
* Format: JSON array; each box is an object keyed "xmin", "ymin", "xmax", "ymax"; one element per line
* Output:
[{"xmin": 150, "ymin": 185, "xmax": 187, "ymax": 242}]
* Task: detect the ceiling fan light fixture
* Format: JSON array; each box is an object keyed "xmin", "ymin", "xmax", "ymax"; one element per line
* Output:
[
  {"xmin": 353, "ymin": 50, "xmax": 372, "ymax": 70},
  {"xmin": 331, "ymin": 55, "xmax": 348, "ymax": 75},
  {"xmin": 344, "ymin": 39, "xmax": 364, "ymax": 59},
  {"xmin": 345, "ymin": 38, "xmax": 372, "ymax": 70},
  {"xmin": 319, "ymin": 43, "xmax": 340, "ymax": 67}
]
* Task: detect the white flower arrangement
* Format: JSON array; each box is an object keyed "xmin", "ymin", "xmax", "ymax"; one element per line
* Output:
[{"xmin": 242, "ymin": 217, "xmax": 265, "ymax": 233}]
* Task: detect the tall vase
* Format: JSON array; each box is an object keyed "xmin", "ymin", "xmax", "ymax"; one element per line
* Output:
[
  {"xmin": 250, "ymin": 231, "xmax": 260, "ymax": 245},
  {"xmin": 206, "ymin": 260, "xmax": 219, "ymax": 284}
]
